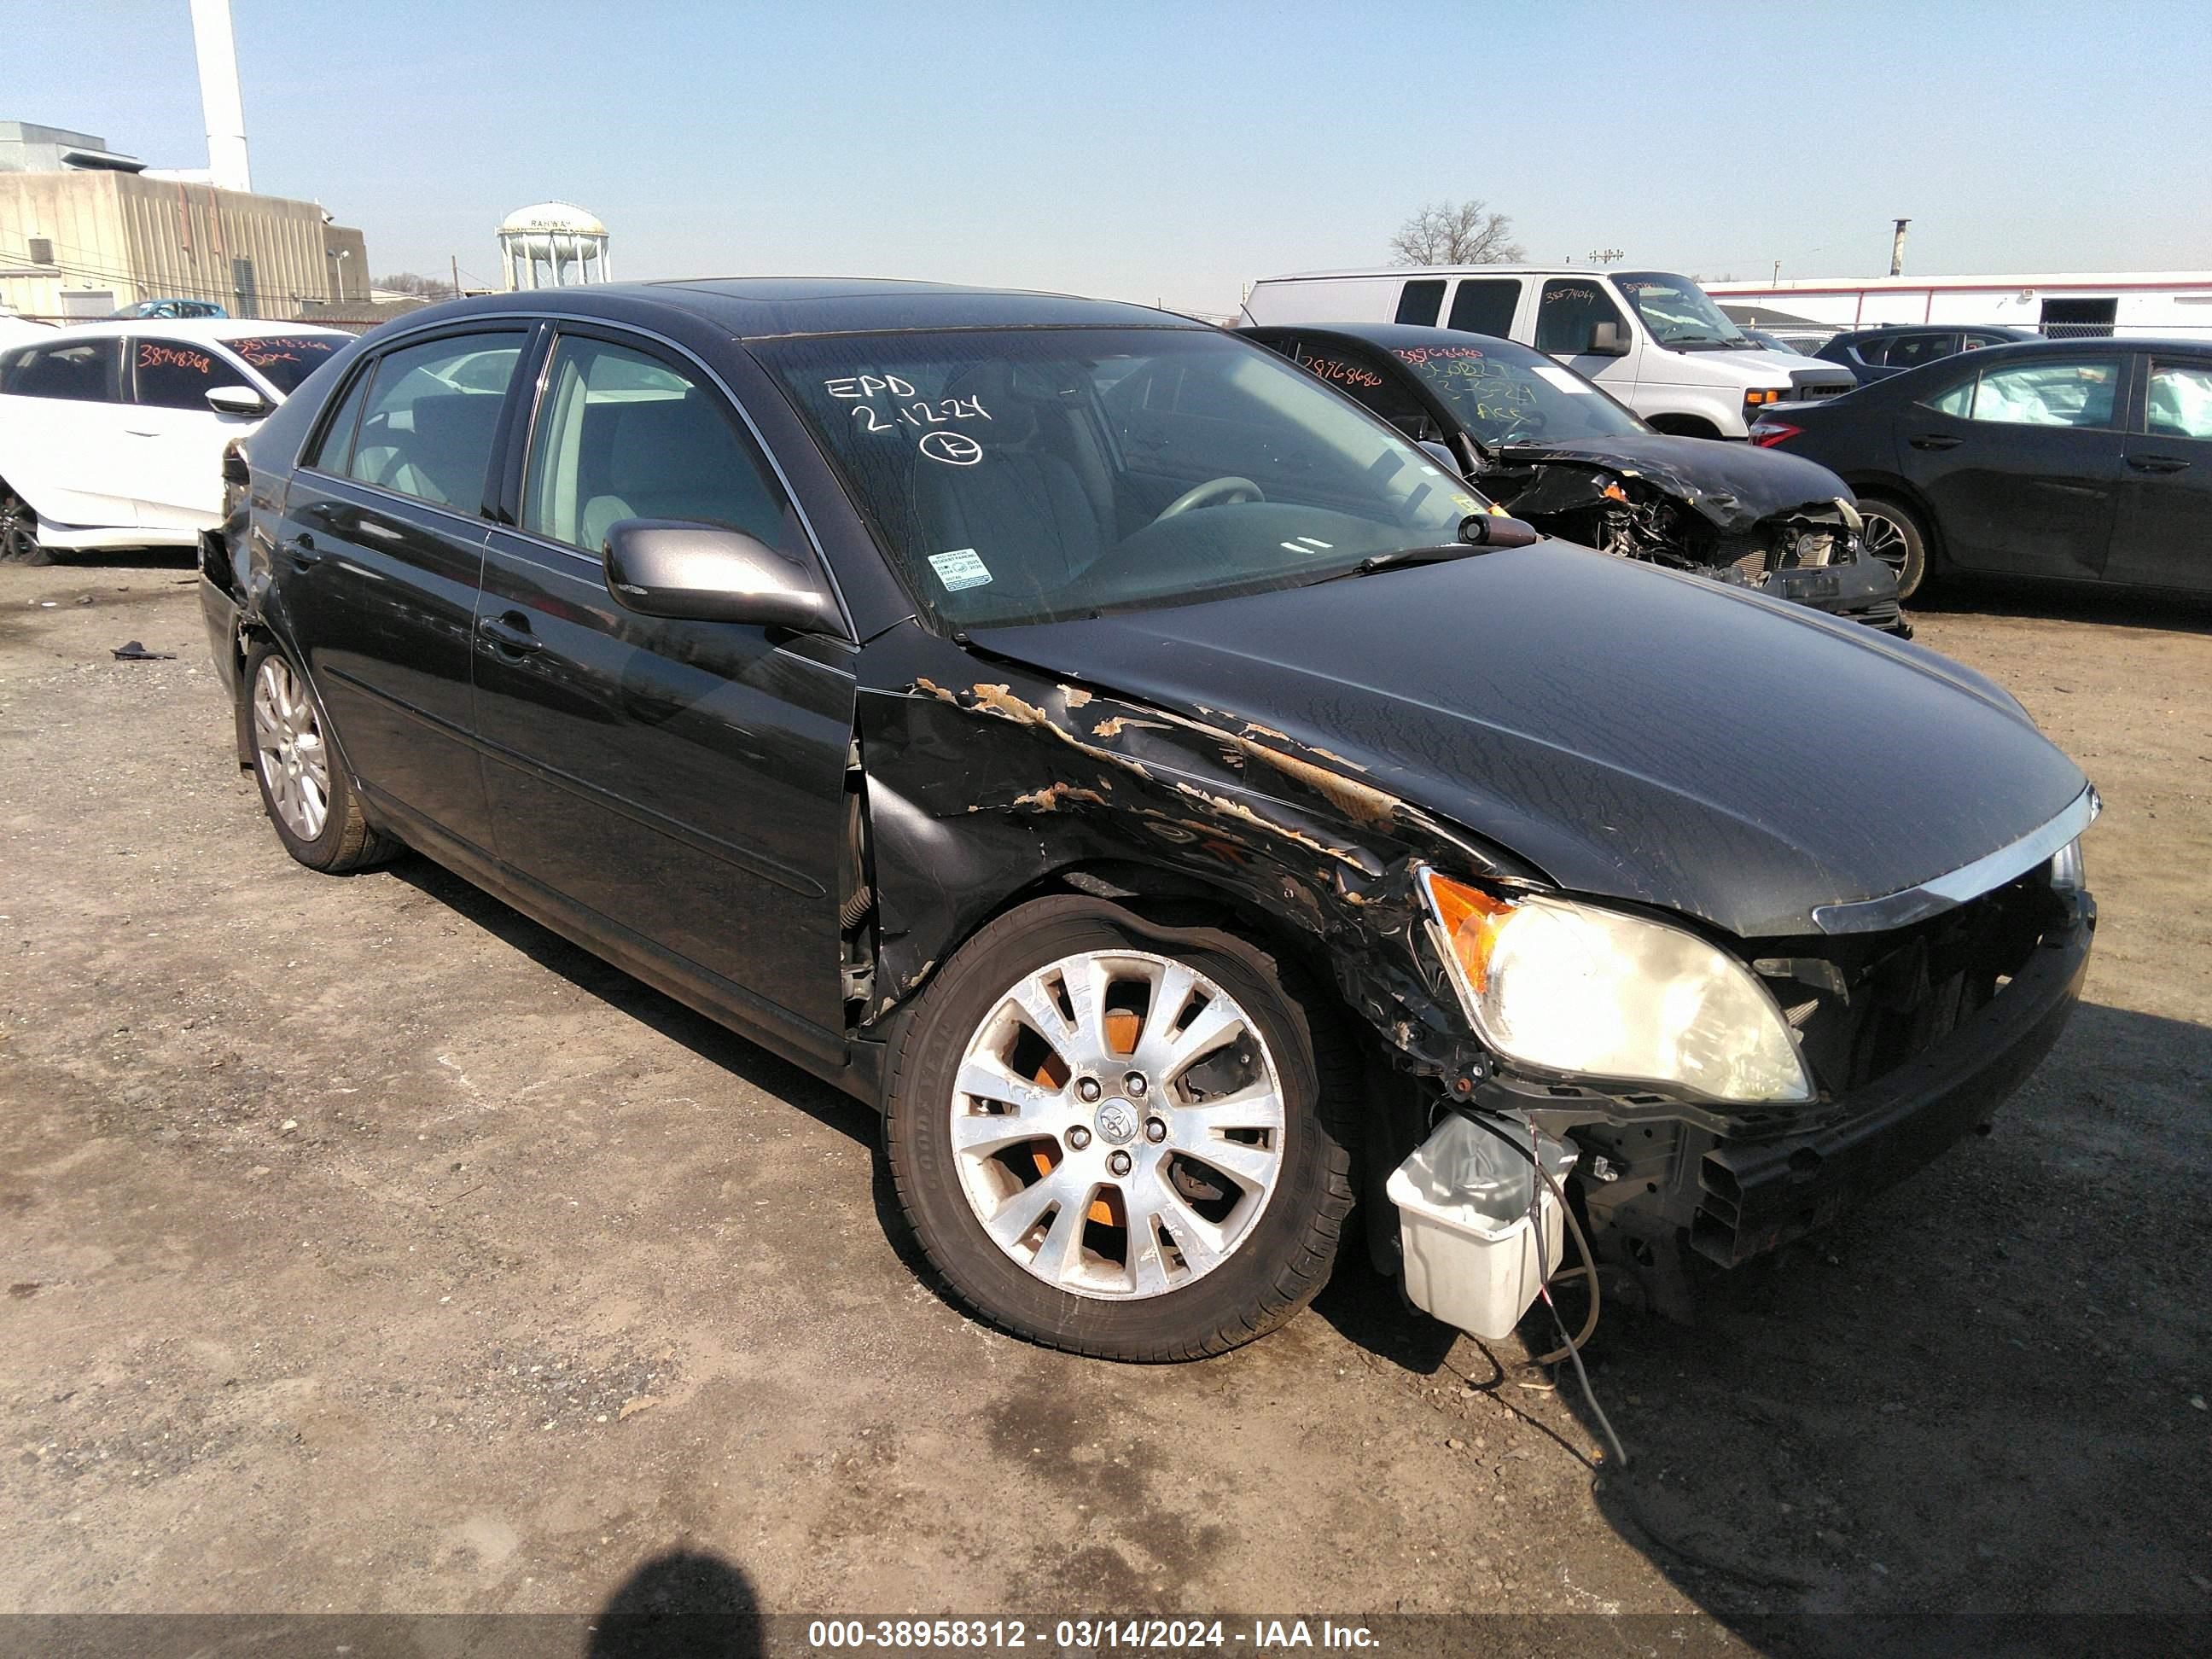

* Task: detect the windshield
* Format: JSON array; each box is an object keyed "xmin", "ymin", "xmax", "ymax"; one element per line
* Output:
[
  {"xmin": 758, "ymin": 329, "xmax": 1491, "ymax": 627},
  {"xmin": 229, "ymin": 335, "xmax": 346, "ymax": 393},
  {"xmin": 1615, "ymin": 272, "xmax": 1748, "ymax": 349},
  {"xmin": 1388, "ymin": 338, "xmax": 1645, "ymax": 445}
]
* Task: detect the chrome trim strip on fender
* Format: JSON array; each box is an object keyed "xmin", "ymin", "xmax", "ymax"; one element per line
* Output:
[{"xmin": 1813, "ymin": 784, "xmax": 2099, "ymax": 934}]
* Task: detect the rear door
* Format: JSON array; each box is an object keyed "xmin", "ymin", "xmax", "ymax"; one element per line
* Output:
[
  {"xmin": 125, "ymin": 335, "xmax": 258, "ymax": 531},
  {"xmin": 473, "ymin": 323, "xmax": 855, "ymax": 1044},
  {"xmin": 275, "ymin": 325, "xmax": 531, "ymax": 853},
  {"xmin": 1900, "ymin": 352, "xmax": 2129, "ymax": 579},
  {"xmin": 0, "ymin": 335, "xmax": 135, "ymax": 527},
  {"xmin": 2106, "ymin": 353, "xmax": 2212, "ymax": 591}
]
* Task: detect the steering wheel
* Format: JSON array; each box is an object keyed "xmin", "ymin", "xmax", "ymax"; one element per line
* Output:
[{"xmin": 1152, "ymin": 475, "xmax": 1263, "ymax": 523}]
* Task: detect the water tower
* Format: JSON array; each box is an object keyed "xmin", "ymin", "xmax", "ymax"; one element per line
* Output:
[{"xmin": 498, "ymin": 201, "xmax": 610, "ymax": 290}]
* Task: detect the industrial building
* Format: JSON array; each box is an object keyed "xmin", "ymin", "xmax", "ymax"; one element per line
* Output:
[
  {"xmin": 1708, "ymin": 271, "xmax": 2212, "ymax": 339},
  {"xmin": 0, "ymin": 2, "xmax": 368, "ymax": 323},
  {"xmin": 0, "ymin": 122, "xmax": 369, "ymax": 323}
]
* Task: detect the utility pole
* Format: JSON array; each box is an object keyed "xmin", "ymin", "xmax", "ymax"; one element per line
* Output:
[
  {"xmin": 1587, "ymin": 247, "xmax": 1624, "ymax": 265},
  {"xmin": 1773, "ymin": 259, "xmax": 1781, "ymax": 282},
  {"xmin": 451, "ymin": 254, "xmax": 462, "ymax": 299},
  {"xmin": 1889, "ymin": 218, "xmax": 1911, "ymax": 277}
]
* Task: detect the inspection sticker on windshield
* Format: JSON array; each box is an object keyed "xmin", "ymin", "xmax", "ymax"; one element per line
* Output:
[
  {"xmin": 1532, "ymin": 365, "xmax": 1594, "ymax": 395},
  {"xmin": 928, "ymin": 548, "xmax": 992, "ymax": 591}
]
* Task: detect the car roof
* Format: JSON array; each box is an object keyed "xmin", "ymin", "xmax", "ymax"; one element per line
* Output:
[
  {"xmin": 1239, "ymin": 319, "xmax": 1528, "ymax": 354},
  {"xmin": 11, "ymin": 318, "xmax": 357, "ymax": 346},
  {"xmin": 391, "ymin": 278, "xmax": 1205, "ymax": 341},
  {"xmin": 1255, "ymin": 265, "xmax": 1638, "ymax": 281}
]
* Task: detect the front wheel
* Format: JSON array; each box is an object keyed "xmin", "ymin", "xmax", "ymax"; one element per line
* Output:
[
  {"xmin": 243, "ymin": 639, "xmax": 399, "ymax": 873},
  {"xmin": 1858, "ymin": 496, "xmax": 1930, "ymax": 600},
  {"xmin": 885, "ymin": 895, "xmax": 1356, "ymax": 1361}
]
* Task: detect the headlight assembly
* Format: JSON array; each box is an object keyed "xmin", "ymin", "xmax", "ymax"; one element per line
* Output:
[{"xmin": 1418, "ymin": 870, "xmax": 1815, "ymax": 1104}]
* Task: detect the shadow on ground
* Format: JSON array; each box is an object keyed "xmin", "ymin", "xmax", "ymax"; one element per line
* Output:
[
  {"xmin": 589, "ymin": 1547, "xmax": 762, "ymax": 1658},
  {"xmin": 387, "ymin": 856, "xmax": 967, "ymax": 1313},
  {"xmin": 1501, "ymin": 999, "xmax": 2212, "ymax": 1649},
  {"xmin": 1915, "ymin": 576, "xmax": 2212, "ymax": 634}
]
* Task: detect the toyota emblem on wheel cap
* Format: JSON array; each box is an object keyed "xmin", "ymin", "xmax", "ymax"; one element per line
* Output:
[{"xmin": 1095, "ymin": 1100, "xmax": 1138, "ymax": 1144}]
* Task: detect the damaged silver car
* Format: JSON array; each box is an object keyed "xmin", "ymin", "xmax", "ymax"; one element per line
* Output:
[
  {"xmin": 1243, "ymin": 322, "xmax": 1907, "ymax": 634},
  {"xmin": 201, "ymin": 281, "xmax": 2093, "ymax": 1361}
]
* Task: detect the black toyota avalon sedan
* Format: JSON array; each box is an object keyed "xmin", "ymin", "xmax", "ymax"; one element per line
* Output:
[{"xmin": 201, "ymin": 280, "xmax": 2096, "ymax": 1359}]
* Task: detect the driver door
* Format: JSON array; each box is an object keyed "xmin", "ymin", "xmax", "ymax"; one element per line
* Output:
[{"xmin": 1533, "ymin": 278, "xmax": 1639, "ymax": 402}]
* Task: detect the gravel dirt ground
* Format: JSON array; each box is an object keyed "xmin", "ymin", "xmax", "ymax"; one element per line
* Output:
[{"xmin": 2, "ymin": 556, "xmax": 2207, "ymax": 1648}]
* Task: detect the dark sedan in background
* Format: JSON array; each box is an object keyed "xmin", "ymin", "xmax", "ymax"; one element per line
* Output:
[
  {"xmin": 1242, "ymin": 321, "xmax": 1907, "ymax": 632},
  {"xmin": 1753, "ymin": 337, "xmax": 2212, "ymax": 598},
  {"xmin": 1816, "ymin": 324, "xmax": 2038, "ymax": 387}
]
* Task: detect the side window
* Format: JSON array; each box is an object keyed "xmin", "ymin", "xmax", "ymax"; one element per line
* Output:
[
  {"xmin": 306, "ymin": 362, "xmax": 375, "ymax": 472},
  {"xmin": 2, "ymin": 336, "xmax": 125, "ymax": 401},
  {"xmin": 1958, "ymin": 358, "xmax": 2120, "ymax": 428},
  {"xmin": 1292, "ymin": 345, "xmax": 1432, "ymax": 436},
  {"xmin": 1924, "ymin": 375, "xmax": 1975, "ymax": 417},
  {"xmin": 133, "ymin": 337, "xmax": 252, "ymax": 410},
  {"xmin": 2146, "ymin": 361, "xmax": 2212, "ymax": 440},
  {"xmin": 1533, "ymin": 280, "xmax": 1627, "ymax": 354},
  {"xmin": 1394, "ymin": 279, "xmax": 1446, "ymax": 327},
  {"xmin": 1886, "ymin": 333, "xmax": 1959, "ymax": 370},
  {"xmin": 1446, "ymin": 279, "xmax": 1520, "ymax": 337},
  {"xmin": 1850, "ymin": 335, "xmax": 1891, "ymax": 366},
  {"xmin": 522, "ymin": 335, "xmax": 793, "ymax": 555},
  {"xmin": 345, "ymin": 332, "xmax": 527, "ymax": 509}
]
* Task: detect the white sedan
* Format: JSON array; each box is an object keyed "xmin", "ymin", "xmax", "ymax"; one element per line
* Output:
[{"xmin": 0, "ymin": 319, "xmax": 352, "ymax": 562}]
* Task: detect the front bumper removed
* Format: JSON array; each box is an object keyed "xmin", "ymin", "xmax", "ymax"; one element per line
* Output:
[{"xmin": 1471, "ymin": 899, "xmax": 2092, "ymax": 1313}]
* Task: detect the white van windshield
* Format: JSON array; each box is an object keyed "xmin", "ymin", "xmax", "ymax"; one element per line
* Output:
[{"xmin": 1615, "ymin": 272, "xmax": 1749, "ymax": 350}]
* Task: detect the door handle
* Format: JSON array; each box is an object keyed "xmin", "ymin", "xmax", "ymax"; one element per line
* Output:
[
  {"xmin": 2126, "ymin": 453, "xmax": 2190, "ymax": 474},
  {"xmin": 475, "ymin": 612, "xmax": 544, "ymax": 655},
  {"xmin": 1908, "ymin": 434, "xmax": 1961, "ymax": 451},
  {"xmin": 287, "ymin": 532, "xmax": 319, "ymax": 571}
]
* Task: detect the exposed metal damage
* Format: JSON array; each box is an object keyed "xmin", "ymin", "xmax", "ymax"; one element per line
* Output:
[
  {"xmin": 850, "ymin": 630, "xmax": 1534, "ymax": 1086},
  {"xmin": 1476, "ymin": 440, "xmax": 1911, "ymax": 635}
]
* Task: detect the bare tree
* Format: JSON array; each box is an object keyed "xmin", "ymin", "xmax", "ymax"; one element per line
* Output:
[
  {"xmin": 372, "ymin": 271, "xmax": 457, "ymax": 300},
  {"xmin": 1388, "ymin": 200, "xmax": 1525, "ymax": 266}
]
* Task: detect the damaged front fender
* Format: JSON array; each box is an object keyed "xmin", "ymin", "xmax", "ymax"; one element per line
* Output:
[{"xmin": 852, "ymin": 620, "xmax": 1539, "ymax": 1080}]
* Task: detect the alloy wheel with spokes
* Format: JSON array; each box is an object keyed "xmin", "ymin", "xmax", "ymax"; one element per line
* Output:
[
  {"xmin": 0, "ymin": 490, "xmax": 42, "ymax": 564},
  {"xmin": 949, "ymin": 949, "xmax": 1286, "ymax": 1301},
  {"xmin": 1856, "ymin": 498, "xmax": 1929, "ymax": 598},
  {"xmin": 888, "ymin": 894, "xmax": 1357, "ymax": 1359},
  {"xmin": 253, "ymin": 653, "xmax": 332, "ymax": 841}
]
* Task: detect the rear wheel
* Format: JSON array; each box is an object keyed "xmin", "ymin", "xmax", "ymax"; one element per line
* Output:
[
  {"xmin": 0, "ymin": 486, "xmax": 51, "ymax": 565},
  {"xmin": 244, "ymin": 640, "xmax": 399, "ymax": 873},
  {"xmin": 1858, "ymin": 496, "xmax": 1930, "ymax": 599},
  {"xmin": 886, "ymin": 895, "xmax": 1356, "ymax": 1361}
]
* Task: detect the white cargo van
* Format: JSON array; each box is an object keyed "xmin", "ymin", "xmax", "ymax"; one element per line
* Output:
[{"xmin": 1242, "ymin": 265, "xmax": 1855, "ymax": 439}]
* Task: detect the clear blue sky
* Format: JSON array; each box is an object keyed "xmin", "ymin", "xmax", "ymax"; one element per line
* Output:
[{"xmin": 14, "ymin": 1, "xmax": 2209, "ymax": 311}]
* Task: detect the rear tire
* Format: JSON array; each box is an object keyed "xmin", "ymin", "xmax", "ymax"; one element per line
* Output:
[
  {"xmin": 885, "ymin": 894, "xmax": 1358, "ymax": 1361},
  {"xmin": 242, "ymin": 639, "xmax": 400, "ymax": 873},
  {"xmin": 1858, "ymin": 495, "xmax": 1930, "ymax": 600},
  {"xmin": 0, "ymin": 486, "xmax": 52, "ymax": 565}
]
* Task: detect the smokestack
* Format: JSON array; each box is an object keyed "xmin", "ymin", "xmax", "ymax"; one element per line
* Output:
[
  {"xmin": 190, "ymin": 0, "xmax": 253, "ymax": 195},
  {"xmin": 1889, "ymin": 217, "xmax": 1911, "ymax": 278}
]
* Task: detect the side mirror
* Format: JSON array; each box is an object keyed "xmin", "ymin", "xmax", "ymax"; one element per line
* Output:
[
  {"xmin": 1462, "ymin": 514, "xmax": 1543, "ymax": 549},
  {"xmin": 1417, "ymin": 439, "xmax": 1467, "ymax": 480},
  {"xmin": 207, "ymin": 385, "xmax": 273, "ymax": 417},
  {"xmin": 1587, "ymin": 321, "xmax": 1631, "ymax": 357},
  {"xmin": 604, "ymin": 519, "xmax": 841, "ymax": 634}
]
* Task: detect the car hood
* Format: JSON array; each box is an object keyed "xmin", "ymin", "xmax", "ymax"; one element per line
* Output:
[
  {"xmin": 1487, "ymin": 432, "xmax": 1852, "ymax": 533},
  {"xmin": 972, "ymin": 545, "xmax": 2088, "ymax": 939}
]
